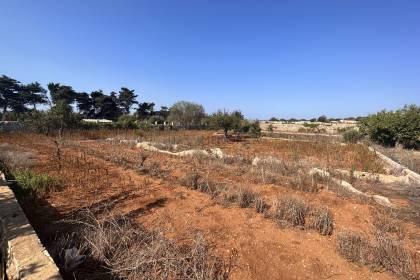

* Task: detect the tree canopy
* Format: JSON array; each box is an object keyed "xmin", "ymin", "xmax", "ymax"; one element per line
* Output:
[
  {"xmin": 118, "ymin": 87, "xmax": 138, "ymax": 114},
  {"xmin": 168, "ymin": 101, "xmax": 205, "ymax": 128},
  {"xmin": 0, "ymin": 75, "xmax": 49, "ymax": 118},
  {"xmin": 209, "ymin": 110, "xmax": 244, "ymax": 138}
]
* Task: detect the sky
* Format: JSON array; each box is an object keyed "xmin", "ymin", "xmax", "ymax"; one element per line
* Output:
[{"xmin": 1, "ymin": 0, "xmax": 419, "ymax": 119}]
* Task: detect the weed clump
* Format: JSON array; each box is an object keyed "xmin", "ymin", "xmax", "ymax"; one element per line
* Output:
[
  {"xmin": 180, "ymin": 170, "xmax": 201, "ymax": 190},
  {"xmin": 373, "ymin": 234, "xmax": 417, "ymax": 280},
  {"xmin": 336, "ymin": 230, "xmax": 371, "ymax": 263},
  {"xmin": 274, "ymin": 196, "xmax": 309, "ymax": 227},
  {"xmin": 12, "ymin": 169, "xmax": 60, "ymax": 197},
  {"xmin": 337, "ymin": 230, "xmax": 417, "ymax": 280},
  {"xmin": 311, "ymin": 208, "xmax": 334, "ymax": 236},
  {"xmin": 255, "ymin": 197, "xmax": 269, "ymax": 214},
  {"xmin": 290, "ymin": 173, "xmax": 320, "ymax": 192},
  {"xmin": 237, "ymin": 188, "xmax": 256, "ymax": 208}
]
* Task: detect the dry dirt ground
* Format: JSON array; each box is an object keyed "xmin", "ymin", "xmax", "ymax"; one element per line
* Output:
[{"xmin": 0, "ymin": 130, "xmax": 419, "ymax": 280}]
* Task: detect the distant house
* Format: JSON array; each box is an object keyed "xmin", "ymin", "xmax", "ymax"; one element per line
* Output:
[{"xmin": 82, "ymin": 119, "xmax": 113, "ymax": 123}]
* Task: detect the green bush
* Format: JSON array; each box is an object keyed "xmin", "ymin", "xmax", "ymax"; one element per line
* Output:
[
  {"xmin": 359, "ymin": 105, "xmax": 419, "ymax": 148},
  {"xmin": 342, "ymin": 129, "xmax": 364, "ymax": 143},
  {"xmin": 12, "ymin": 170, "xmax": 60, "ymax": 197},
  {"xmin": 317, "ymin": 115, "xmax": 328, "ymax": 122},
  {"xmin": 116, "ymin": 115, "xmax": 138, "ymax": 129},
  {"xmin": 248, "ymin": 121, "xmax": 261, "ymax": 138}
]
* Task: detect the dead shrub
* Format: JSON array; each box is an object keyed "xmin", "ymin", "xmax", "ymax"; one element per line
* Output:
[
  {"xmin": 255, "ymin": 157, "xmax": 297, "ymax": 176},
  {"xmin": 79, "ymin": 212, "xmax": 229, "ymax": 280},
  {"xmin": 336, "ymin": 230, "xmax": 372, "ymax": 264},
  {"xmin": 337, "ymin": 230, "xmax": 417, "ymax": 279},
  {"xmin": 180, "ymin": 170, "xmax": 201, "ymax": 190},
  {"xmin": 137, "ymin": 162, "xmax": 166, "ymax": 178},
  {"xmin": 373, "ymin": 234, "xmax": 417, "ymax": 280},
  {"xmin": 311, "ymin": 208, "xmax": 334, "ymax": 235},
  {"xmin": 255, "ymin": 197, "xmax": 269, "ymax": 214},
  {"xmin": 218, "ymin": 189, "xmax": 238, "ymax": 207},
  {"xmin": 222, "ymin": 155, "xmax": 251, "ymax": 166},
  {"xmin": 372, "ymin": 210, "xmax": 404, "ymax": 239},
  {"xmin": 197, "ymin": 180, "xmax": 223, "ymax": 198},
  {"xmin": 289, "ymin": 173, "xmax": 319, "ymax": 192},
  {"xmin": 249, "ymin": 167, "xmax": 283, "ymax": 185},
  {"xmin": 274, "ymin": 196, "xmax": 309, "ymax": 227},
  {"xmin": 138, "ymin": 150, "xmax": 150, "ymax": 167},
  {"xmin": 236, "ymin": 188, "xmax": 256, "ymax": 208},
  {"xmin": 0, "ymin": 143, "xmax": 37, "ymax": 175}
]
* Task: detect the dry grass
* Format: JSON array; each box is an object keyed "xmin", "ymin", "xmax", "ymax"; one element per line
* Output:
[
  {"xmin": 289, "ymin": 173, "xmax": 321, "ymax": 192},
  {"xmin": 66, "ymin": 211, "xmax": 230, "ymax": 280},
  {"xmin": 0, "ymin": 143, "xmax": 37, "ymax": 175}
]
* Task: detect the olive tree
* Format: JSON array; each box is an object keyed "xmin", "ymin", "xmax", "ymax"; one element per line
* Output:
[{"xmin": 209, "ymin": 110, "xmax": 244, "ymax": 138}]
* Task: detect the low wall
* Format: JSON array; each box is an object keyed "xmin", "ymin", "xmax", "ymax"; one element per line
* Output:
[{"xmin": 0, "ymin": 182, "xmax": 62, "ymax": 280}]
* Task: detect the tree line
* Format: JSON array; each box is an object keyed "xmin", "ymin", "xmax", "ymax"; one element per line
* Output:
[
  {"xmin": 0, "ymin": 74, "xmax": 261, "ymax": 138},
  {"xmin": 0, "ymin": 74, "xmax": 158, "ymax": 121}
]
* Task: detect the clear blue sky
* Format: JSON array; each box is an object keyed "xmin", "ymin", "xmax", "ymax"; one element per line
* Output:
[{"xmin": 1, "ymin": 0, "xmax": 419, "ymax": 119}]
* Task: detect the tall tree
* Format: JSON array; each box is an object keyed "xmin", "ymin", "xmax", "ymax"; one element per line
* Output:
[
  {"xmin": 48, "ymin": 83, "xmax": 77, "ymax": 107},
  {"xmin": 22, "ymin": 82, "xmax": 48, "ymax": 109},
  {"xmin": 90, "ymin": 90, "xmax": 121, "ymax": 120},
  {"xmin": 136, "ymin": 102, "xmax": 155, "ymax": 120},
  {"xmin": 118, "ymin": 87, "xmax": 138, "ymax": 114},
  {"xmin": 75, "ymin": 92, "xmax": 93, "ymax": 117},
  {"xmin": 0, "ymin": 75, "xmax": 22, "ymax": 117}
]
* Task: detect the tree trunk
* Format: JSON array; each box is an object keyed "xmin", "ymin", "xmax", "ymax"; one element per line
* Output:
[{"xmin": 1, "ymin": 105, "xmax": 7, "ymax": 121}]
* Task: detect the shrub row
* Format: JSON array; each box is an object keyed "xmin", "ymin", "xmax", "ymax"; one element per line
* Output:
[
  {"xmin": 359, "ymin": 104, "xmax": 419, "ymax": 149},
  {"xmin": 179, "ymin": 171, "xmax": 334, "ymax": 236},
  {"xmin": 337, "ymin": 230, "xmax": 417, "ymax": 280}
]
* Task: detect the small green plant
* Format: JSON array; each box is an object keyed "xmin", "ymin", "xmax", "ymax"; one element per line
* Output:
[
  {"xmin": 248, "ymin": 121, "xmax": 262, "ymax": 138},
  {"xmin": 12, "ymin": 169, "xmax": 60, "ymax": 197}
]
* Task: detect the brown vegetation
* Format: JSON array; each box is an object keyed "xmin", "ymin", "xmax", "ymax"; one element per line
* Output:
[{"xmin": 0, "ymin": 130, "xmax": 418, "ymax": 280}]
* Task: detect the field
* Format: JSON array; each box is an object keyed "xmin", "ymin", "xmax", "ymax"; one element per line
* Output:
[
  {"xmin": 259, "ymin": 120, "xmax": 358, "ymax": 134},
  {"xmin": 1, "ymin": 130, "xmax": 419, "ymax": 280}
]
